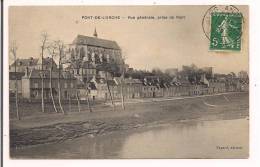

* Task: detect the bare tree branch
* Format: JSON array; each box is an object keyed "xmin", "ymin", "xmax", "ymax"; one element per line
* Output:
[
  {"xmin": 10, "ymin": 41, "xmax": 21, "ymax": 120},
  {"xmin": 47, "ymin": 42, "xmax": 58, "ymax": 113},
  {"xmin": 40, "ymin": 31, "xmax": 48, "ymax": 113}
]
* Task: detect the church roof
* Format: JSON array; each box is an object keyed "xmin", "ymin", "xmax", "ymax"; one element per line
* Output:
[{"xmin": 73, "ymin": 34, "xmax": 121, "ymax": 50}]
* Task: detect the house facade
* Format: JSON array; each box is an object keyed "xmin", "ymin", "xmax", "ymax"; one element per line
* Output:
[
  {"xmin": 67, "ymin": 60, "xmax": 97, "ymax": 83},
  {"xmin": 21, "ymin": 69, "xmax": 77, "ymax": 100},
  {"xmin": 9, "ymin": 72, "xmax": 24, "ymax": 97}
]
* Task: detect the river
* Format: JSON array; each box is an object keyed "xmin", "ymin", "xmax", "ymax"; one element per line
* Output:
[{"xmin": 11, "ymin": 118, "xmax": 248, "ymax": 159}]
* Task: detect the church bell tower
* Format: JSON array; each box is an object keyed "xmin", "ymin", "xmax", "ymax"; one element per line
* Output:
[{"xmin": 93, "ymin": 27, "xmax": 98, "ymax": 38}]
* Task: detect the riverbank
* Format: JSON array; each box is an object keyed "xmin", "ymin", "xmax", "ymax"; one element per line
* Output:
[
  {"xmin": 10, "ymin": 92, "xmax": 249, "ymax": 150},
  {"xmin": 11, "ymin": 119, "xmax": 249, "ymax": 159}
]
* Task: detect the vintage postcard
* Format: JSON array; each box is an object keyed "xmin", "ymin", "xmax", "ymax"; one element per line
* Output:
[{"xmin": 7, "ymin": 5, "xmax": 249, "ymax": 159}]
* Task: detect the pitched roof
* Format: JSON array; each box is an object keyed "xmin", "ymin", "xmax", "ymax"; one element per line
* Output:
[
  {"xmin": 10, "ymin": 57, "xmax": 57, "ymax": 67},
  {"xmin": 73, "ymin": 35, "xmax": 121, "ymax": 50},
  {"xmin": 25, "ymin": 69, "xmax": 76, "ymax": 79},
  {"xmin": 10, "ymin": 58, "xmax": 38, "ymax": 67},
  {"xmin": 37, "ymin": 57, "xmax": 57, "ymax": 66},
  {"xmin": 114, "ymin": 77, "xmax": 143, "ymax": 85}
]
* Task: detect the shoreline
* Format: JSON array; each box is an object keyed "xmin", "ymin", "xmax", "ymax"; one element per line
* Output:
[
  {"xmin": 10, "ymin": 92, "xmax": 249, "ymax": 150},
  {"xmin": 11, "ymin": 116, "xmax": 249, "ymax": 153},
  {"xmin": 10, "ymin": 117, "xmax": 249, "ymax": 157},
  {"xmin": 10, "ymin": 91, "xmax": 247, "ymax": 129}
]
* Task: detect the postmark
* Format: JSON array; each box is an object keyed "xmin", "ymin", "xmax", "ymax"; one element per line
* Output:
[{"xmin": 202, "ymin": 5, "xmax": 244, "ymax": 51}]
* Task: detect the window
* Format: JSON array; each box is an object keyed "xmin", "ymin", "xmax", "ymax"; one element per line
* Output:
[
  {"xmin": 71, "ymin": 82, "xmax": 74, "ymax": 88},
  {"xmin": 32, "ymin": 90, "xmax": 38, "ymax": 98},
  {"xmin": 34, "ymin": 83, "xmax": 38, "ymax": 88},
  {"xmin": 64, "ymin": 91, "xmax": 68, "ymax": 98},
  {"xmin": 64, "ymin": 83, "xmax": 68, "ymax": 88}
]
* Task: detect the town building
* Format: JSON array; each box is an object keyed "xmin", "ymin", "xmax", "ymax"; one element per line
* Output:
[
  {"xmin": 21, "ymin": 69, "xmax": 77, "ymax": 100},
  {"xmin": 238, "ymin": 71, "xmax": 248, "ymax": 80},
  {"xmin": 9, "ymin": 57, "xmax": 58, "ymax": 98},
  {"xmin": 114, "ymin": 77, "xmax": 143, "ymax": 99},
  {"xmin": 10, "ymin": 57, "xmax": 57, "ymax": 72},
  {"xmin": 9, "ymin": 31, "xmax": 248, "ymax": 102},
  {"xmin": 9, "ymin": 72, "xmax": 24, "ymax": 97},
  {"xmin": 89, "ymin": 76, "xmax": 118, "ymax": 101},
  {"xmin": 67, "ymin": 60, "xmax": 96, "ymax": 83},
  {"xmin": 66, "ymin": 30, "xmax": 125, "ymax": 84}
]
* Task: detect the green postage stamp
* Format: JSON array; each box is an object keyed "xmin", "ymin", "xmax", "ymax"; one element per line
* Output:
[{"xmin": 210, "ymin": 12, "xmax": 243, "ymax": 51}]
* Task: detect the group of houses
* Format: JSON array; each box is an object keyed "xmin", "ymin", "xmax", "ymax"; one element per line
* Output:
[{"xmin": 9, "ymin": 30, "xmax": 249, "ymax": 102}]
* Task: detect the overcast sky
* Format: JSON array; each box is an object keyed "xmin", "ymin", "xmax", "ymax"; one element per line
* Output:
[{"xmin": 9, "ymin": 6, "xmax": 248, "ymax": 74}]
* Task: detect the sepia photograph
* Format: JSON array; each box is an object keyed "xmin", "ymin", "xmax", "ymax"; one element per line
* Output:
[{"xmin": 8, "ymin": 5, "xmax": 249, "ymax": 159}]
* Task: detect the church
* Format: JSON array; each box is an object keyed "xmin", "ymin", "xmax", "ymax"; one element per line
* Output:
[{"xmin": 66, "ymin": 29, "xmax": 125, "ymax": 83}]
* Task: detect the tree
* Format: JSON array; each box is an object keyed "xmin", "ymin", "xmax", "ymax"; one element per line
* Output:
[
  {"xmin": 47, "ymin": 43, "xmax": 58, "ymax": 113},
  {"xmin": 65, "ymin": 62, "xmax": 81, "ymax": 113},
  {"xmin": 55, "ymin": 40, "xmax": 65, "ymax": 114},
  {"xmin": 105, "ymin": 69, "xmax": 115, "ymax": 112},
  {"xmin": 97, "ymin": 63, "xmax": 115, "ymax": 111},
  {"xmin": 76, "ymin": 91, "xmax": 81, "ymax": 112},
  {"xmin": 62, "ymin": 56, "xmax": 91, "ymax": 113},
  {"xmin": 40, "ymin": 32, "xmax": 48, "ymax": 113},
  {"xmin": 10, "ymin": 41, "xmax": 21, "ymax": 120},
  {"xmin": 120, "ymin": 65, "xmax": 125, "ymax": 111},
  {"xmin": 120, "ymin": 54, "xmax": 127, "ymax": 111},
  {"xmin": 82, "ymin": 66, "xmax": 92, "ymax": 113},
  {"xmin": 151, "ymin": 68, "xmax": 163, "ymax": 76},
  {"xmin": 86, "ymin": 86, "xmax": 92, "ymax": 113},
  {"xmin": 230, "ymin": 72, "xmax": 237, "ymax": 78}
]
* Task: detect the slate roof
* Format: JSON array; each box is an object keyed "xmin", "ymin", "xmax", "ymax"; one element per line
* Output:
[
  {"xmin": 10, "ymin": 57, "xmax": 56, "ymax": 67},
  {"xmin": 73, "ymin": 35, "xmax": 121, "ymax": 50},
  {"xmin": 114, "ymin": 77, "xmax": 143, "ymax": 85},
  {"xmin": 24, "ymin": 69, "xmax": 76, "ymax": 79},
  {"xmin": 10, "ymin": 58, "xmax": 38, "ymax": 67}
]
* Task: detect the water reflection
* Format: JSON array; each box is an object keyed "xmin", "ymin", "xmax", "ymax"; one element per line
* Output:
[
  {"xmin": 121, "ymin": 119, "xmax": 248, "ymax": 158},
  {"xmin": 11, "ymin": 119, "xmax": 248, "ymax": 159}
]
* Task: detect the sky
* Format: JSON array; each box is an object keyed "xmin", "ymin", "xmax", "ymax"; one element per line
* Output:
[{"xmin": 9, "ymin": 6, "xmax": 249, "ymax": 74}]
